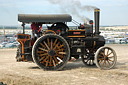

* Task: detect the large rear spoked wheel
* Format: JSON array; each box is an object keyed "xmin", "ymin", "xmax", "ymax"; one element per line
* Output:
[
  {"xmin": 95, "ymin": 46, "xmax": 117, "ymax": 70},
  {"xmin": 32, "ymin": 34, "xmax": 70, "ymax": 71}
]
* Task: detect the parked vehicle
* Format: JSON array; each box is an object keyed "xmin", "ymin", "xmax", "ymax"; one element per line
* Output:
[
  {"xmin": 13, "ymin": 41, "xmax": 20, "ymax": 46},
  {"xmin": 0, "ymin": 42, "xmax": 8, "ymax": 48},
  {"xmin": 0, "ymin": 44, "xmax": 4, "ymax": 48},
  {"xmin": 5, "ymin": 43, "xmax": 14, "ymax": 48}
]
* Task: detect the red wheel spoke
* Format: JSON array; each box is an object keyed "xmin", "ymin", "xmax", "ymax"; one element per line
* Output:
[
  {"xmin": 38, "ymin": 47, "xmax": 48, "ymax": 52},
  {"xmin": 57, "ymin": 54, "xmax": 64, "ymax": 59},
  {"xmin": 107, "ymin": 51, "xmax": 113, "ymax": 57},
  {"xmin": 104, "ymin": 49, "xmax": 106, "ymax": 56},
  {"xmin": 51, "ymin": 39, "xmax": 53, "ymax": 49},
  {"xmin": 107, "ymin": 60, "xmax": 111, "ymax": 66},
  {"xmin": 108, "ymin": 59, "xmax": 114, "ymax": 62},
  {"xmin": 56, "ymin": 49, "xmax": 64, "ymax": 52},
  {"xmin": 37, "ymin": 51, "xmax": 44, "ymax": 53},
  {"xmin": 53, "ymin": 39, "xmax": 58, "ymax": 47},
  {"xmin": 46, "ymin": 59, "xmax": 49, "ymax": 66},
  {"xmin": 99, "ymin": 55, "xmax": 103, "ymax": 57},
  {"xmin": 52, "ymin": 60, "xmax": 56, "ymax": 67},
  {"xmin": 99, "ymin": 60, "xmax": 103, "ymax": 64},
  {"xmin": 108, "ymin": 56, "xmax": 114, "ymax": 58},
  {"xmin": 49, "ymin": 56, "xmax": 52, "ymax": 66},
  {"xmin": 39, "ymin": 56, "xmax": 46, "ymax": 62},
  {"xmin": 103, "ymin": 60, "xmax": 105, "ymax": 67},
  {"xmin": 57, "ymin": 44, "xmax": 64, "ymax": 49},
  {"xmin": 101, "ymin": 52, "xmax": 105, "ymax": 57},
  {"xmin": 98, "ymin": 57, "xmax": 104, "ymax": 60},
  {"xmin": 58, "ymin": 52, "xmax": 66, "ymax": 55},
  {"xmin": 43, "ymin": 41, "xmax": 50, "ymax": 50},
  {"xmin": 38, "ymin": 53, "xmax": 48, "ymax": 56},
  {"xmin": 47, "ymin": 38, "xmax": 50, "ymax": 47},
  {"xmin": 105, "ymin": 60, "xmax": 107, "ymax": 67},
  {"xmin": 107, "ymin": 49, "xmax": 109, "ymax": 56},
  {"xmin": 41, "ymin": 56, "xmax": 49, "ymax": 63},
  {"xmin": 40, "ymin": 43, "xmax": 46, "ymax": 48},
  {"xmin": 53, "ymin": 42, "xmax": 60, "ymax": 50},
  {"xmin": 53, "ymin": 57, "xmax": 58, "ymax": 64}
]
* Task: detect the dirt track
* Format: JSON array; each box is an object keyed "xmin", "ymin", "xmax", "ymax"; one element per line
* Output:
[{"xmin": 0, "ymin": 44, "xmax": 128, "ymax": 85}]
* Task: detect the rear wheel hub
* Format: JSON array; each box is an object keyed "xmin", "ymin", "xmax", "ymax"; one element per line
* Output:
[{"xmin": 48, "ymin": 49, "xmax": 56, "ymax": 56}]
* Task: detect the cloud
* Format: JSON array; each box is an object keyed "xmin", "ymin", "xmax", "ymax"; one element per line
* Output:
[{"xmin": 0, "ymin": 3, "xmax": 22, "ymax": 8}]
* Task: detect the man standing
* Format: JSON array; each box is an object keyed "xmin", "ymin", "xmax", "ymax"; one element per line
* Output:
[{"xmin": 31, "ymin": 22, "xmax": 42, "ymax": 40}]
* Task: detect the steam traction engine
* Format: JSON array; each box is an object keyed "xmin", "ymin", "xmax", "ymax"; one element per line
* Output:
[{"xmin": 16, "ymin": 9, "xmax": 117, "ymax": 70}]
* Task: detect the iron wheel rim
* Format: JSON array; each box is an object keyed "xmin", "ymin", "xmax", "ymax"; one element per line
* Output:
[{"xmin": 95, "ymin": 46, "xmax": 117, "ymax": 70}]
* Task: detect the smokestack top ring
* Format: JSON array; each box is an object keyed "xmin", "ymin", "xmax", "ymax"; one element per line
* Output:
[
  {"xmin": 94, "ymin": 8, "xmax": 100, "ymax": 35},
  {"xmin": 94, "ymin": 9, "xmax": 100, "ymax": 12}
]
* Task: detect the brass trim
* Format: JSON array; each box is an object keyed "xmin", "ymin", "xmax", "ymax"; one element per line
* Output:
[
  {"xmin": 44, "ymin": 30, "xmax": 56, "ymax": 34},
  {"xmin": 18, "ymin": 40, "xmax": 25, "ymax": 61},
  {"xmin": 67, "ymin": 35, "xmax": 85, "ymax": 37},
  {"xmin": 93, "ymin": 41, "xmax": 96, "ymax": 48},
  {"xmin": 68, "ymin": 30, "xmax": 85, "ymax": 32},
  {"xmin": 94, "ymin": 9, "xmax": 100, "ymax": 12}
]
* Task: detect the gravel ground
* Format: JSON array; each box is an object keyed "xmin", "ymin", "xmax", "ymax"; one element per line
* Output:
[{"xmin": 0, "ymin": 44, "xmax": 128, "ymax": 85}]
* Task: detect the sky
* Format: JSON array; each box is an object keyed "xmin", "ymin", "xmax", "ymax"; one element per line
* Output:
[{"xmin": 0, "ymin": 0, "xmax": 128, "ymax": 26}]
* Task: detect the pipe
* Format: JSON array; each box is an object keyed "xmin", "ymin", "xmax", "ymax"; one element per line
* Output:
[
  {"xmin": 94, "ymin": 9, "xmax": 100, "ymax": 35},
  {"xmin": 22, "ymin": 23, "xmax": 25, "ymax": 34},
  {"xmin": 89, "ymin": 20, "xmax": 93, "ymax": 36}
]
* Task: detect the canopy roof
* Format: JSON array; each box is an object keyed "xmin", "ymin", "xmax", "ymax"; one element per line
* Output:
[{"xmin": 18, "ymin": 14, "xmax": 72, "ymax": 24}]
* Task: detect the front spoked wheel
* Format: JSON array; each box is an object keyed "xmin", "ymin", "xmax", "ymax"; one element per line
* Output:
[
  {"xmin": 95, "ymin": 46, "xmax": 117, "ymax": 70},
  {"xmin": 32, "ymin": 34, "xmax": 70, "ymax": 71},
  {"xmin": 81, "ymin": 49, "xmax": 95, "ymax": 66}
]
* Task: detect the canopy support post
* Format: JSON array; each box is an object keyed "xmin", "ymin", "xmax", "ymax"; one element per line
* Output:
[{"xmin": 22, "ymin": 23, "xmax": 25, "ymax": 34}]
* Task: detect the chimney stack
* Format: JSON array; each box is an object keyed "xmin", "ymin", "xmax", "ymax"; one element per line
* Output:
[{"xmin": 94, "ymin": 9, "xmax": 100, "ymax": 35}]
